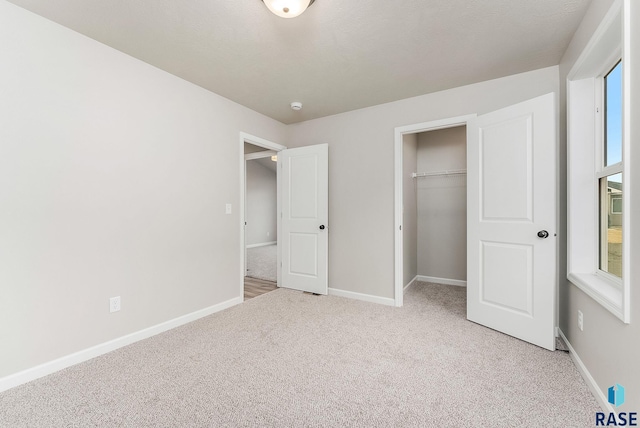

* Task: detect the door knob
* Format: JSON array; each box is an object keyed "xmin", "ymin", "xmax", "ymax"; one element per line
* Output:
[
  {"xmin": 537, "ymin": 230, "xmax": 549, "ymax": 239},
  {"xmin": 319, "ymin": 225, "xmax": 325, "ymax": 230}
]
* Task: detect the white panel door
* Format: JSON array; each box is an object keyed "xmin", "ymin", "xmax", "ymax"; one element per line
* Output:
[
  {"xmin": 467, "ymin": 93, "xmax": 556, "ymax": 350},
  {"xmin": 280, "ymin": 144, "xmax": 328, "ymax": 295}
]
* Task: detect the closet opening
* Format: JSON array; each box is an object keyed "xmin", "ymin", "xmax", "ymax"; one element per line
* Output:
[
  {"xmin": 394, "ymin": 115, "xmax": 474, "ymax": 307},
  {"xmin": 403, "ymin": 125, "xmax": 467, "ymax": 298}
]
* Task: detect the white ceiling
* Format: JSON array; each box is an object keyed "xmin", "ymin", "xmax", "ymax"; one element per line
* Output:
[{"xmin": 7, "ymin": 0, "xmax": 591, "ymax": 124}]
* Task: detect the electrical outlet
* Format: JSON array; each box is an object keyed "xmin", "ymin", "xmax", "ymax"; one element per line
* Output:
[
  {"xmin": 578, "ymin": 310, "xmax": 583, "ymax": 331},
  {"xmin": 225, "ymin": 203, "xmax": 232, "ymax": 214},
  {"xmin": 110, "ymin": 296, "xmax": 121, "ymax": 313}
]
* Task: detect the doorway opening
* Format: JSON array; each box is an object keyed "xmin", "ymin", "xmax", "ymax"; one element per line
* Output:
[
  {"xmin": 394, "ymin": 116, "xmax": 474, "ymax": 307},
  {"xmin": 399, "ymin": 124, "xmax": 468, "ymax": 307},
  {"xmin": 240, "ymin": 133, "xmax": 286, "ymax": 301}
]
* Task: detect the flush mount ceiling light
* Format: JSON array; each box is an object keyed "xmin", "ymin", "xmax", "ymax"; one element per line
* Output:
[{"xmin": 261, "ymin": 0, "xmax": 315, "ymax": 18}]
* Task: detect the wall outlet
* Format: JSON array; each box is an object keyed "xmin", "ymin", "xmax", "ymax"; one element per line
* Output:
[
  {"xmin": 225, "ymin": 203, "xmax": 232, "ymax": 214},
  {"xmin": 110, "ymin": 296, "xmax": 121, "ymax": 313},
  {"xmin": 578, "ymin": 310, "xmax": 583, "ymax": 331}
]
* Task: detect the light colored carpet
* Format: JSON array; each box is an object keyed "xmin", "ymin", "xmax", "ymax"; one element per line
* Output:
[
  {"xmin": 246, "ymin": 244, "xmax": 277, "ymax": 282},
  {"xmin": 0, "ymin": 282, "xmax": 599, "ymax": 427}
]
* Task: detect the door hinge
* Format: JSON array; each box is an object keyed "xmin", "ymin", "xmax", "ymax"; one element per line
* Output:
[{"xmin": 399, "ymin": 225, "xmax": 402, "ymax": 231}]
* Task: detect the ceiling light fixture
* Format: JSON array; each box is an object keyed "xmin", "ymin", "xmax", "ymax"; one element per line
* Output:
[{"xmin": 261, "ymin": 0, "xmax": 315, "ymax": 19}]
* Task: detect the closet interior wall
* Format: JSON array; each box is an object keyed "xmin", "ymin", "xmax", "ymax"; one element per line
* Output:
[
  {"xmin": 416, "ymin": 126, "xmax": 467, "ymax": 284},
  {"xmin": 402, "ymin": 133, "xmax": 418, "ymax": 288}
]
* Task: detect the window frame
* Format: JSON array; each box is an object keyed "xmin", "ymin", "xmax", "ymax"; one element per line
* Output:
[
  {"xmin": 566, "ymin": 0, "xmax": 630, "ymax": 323},
  {"xmin": 597, "ymin": 60, "xmax": 624, "ymax": 282}
]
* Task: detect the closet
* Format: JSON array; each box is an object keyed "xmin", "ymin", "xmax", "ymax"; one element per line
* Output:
[{"xmin": 403, "ymin": 125, "xmax": 467, "ymax": 289}]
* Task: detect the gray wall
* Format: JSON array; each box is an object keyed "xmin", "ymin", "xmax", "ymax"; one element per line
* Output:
[
  {"xmin": 559, "ymin": 0, "xmax": 640, "ymax": 409},
  {"xmin": 416, "ymin": 127, "xmax": 467, "ymax": 282},
  {"xmin": 0, "ymin": 2, "xmax": 286, "ymax": 378},
  {"xmin": 245, "ymin": 160, "xmax": 277, "ymax": 246},
  {"xmin": 286, "ymin": 66, "xmax": 559, "ymax": 298},
  {"xmin": 402, "ymin": 133, "xmax": 418, "ymax": 287}
]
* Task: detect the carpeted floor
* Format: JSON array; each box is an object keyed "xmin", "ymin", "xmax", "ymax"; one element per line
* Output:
[
  {"xmin": 0, "ymin": 282, "xmax": 599, "ymax": 427},
  {"xmin": 246, "ymin": 244, "xmax": 277, "ymax": 282}
]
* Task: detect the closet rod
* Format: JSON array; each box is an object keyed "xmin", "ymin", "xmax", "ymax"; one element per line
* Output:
[{"xmin": 412, "ymin": 169, "xmax": 467, "ymax": 178}]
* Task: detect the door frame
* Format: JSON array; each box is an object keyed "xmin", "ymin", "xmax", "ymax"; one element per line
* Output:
[
  {"xmin": 393, "ymin": 115, "xmax": 476, "ymax": 307},
  {"xmin": 239, "ymin": 132, "xmax": 287, "ymax": 301}
]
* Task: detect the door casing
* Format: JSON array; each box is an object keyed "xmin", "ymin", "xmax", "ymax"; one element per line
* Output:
[{"xmin": 239, "ymin": 132, "xmax": 287, "ymax": 300}]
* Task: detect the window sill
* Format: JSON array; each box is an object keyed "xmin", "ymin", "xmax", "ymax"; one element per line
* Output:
[{"xmin": 568, "ymin": 272, "xmax": 628, "ymax": 322}]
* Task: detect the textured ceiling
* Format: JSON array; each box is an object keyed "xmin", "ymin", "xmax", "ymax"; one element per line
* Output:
[{"xmin": 7, "ymin": 0, "xmax": 591, "ymax": 124}]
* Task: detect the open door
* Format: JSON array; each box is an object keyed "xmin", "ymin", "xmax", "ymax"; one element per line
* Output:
[
  {"xmin": 279, "ymin": 144, "xmax": 328, "ymax": 295},
  {"xmin": 467, "ymin": 93, "xmax": 556, "ymax": 351}
]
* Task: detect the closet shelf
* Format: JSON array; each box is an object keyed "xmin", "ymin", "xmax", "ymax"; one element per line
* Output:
[{"xmin": 412, "ymin": 169, "xmax": 467, "ymax": 178}]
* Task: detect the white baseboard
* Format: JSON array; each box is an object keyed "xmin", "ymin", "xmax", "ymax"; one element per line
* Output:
[
  {"xmin": 328, "ymin": 288, "xmax": 395, "ymax": 307},
  {"xmin": 0, "ymin": 296, "xmax": 242, "ymax": 394},
  {"xmin": 246, "ymin": 241, "xmax": 276, "ymax": 249},
  {"xmin": 558, "ymin": 329, "xmax": 613, "ymax": 414},
  {"xmin": 403, "ymin": 275, "xmax": 418, "ymax": 294},
  {"xmin": 416, "ymin": 275, "xmax": 467, "ymax": 287}
]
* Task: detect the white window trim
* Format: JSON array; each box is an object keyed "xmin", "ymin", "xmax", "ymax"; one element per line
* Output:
[{"xmin": 566, "ymin": 0, "xmax": 631, "ymax": 323}]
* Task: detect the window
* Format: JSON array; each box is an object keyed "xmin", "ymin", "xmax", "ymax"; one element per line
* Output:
[
  {"xmin": 600, "ymin": 174, "xmax": 622, "ymax": 278},
  {"xmin": 567, "ymin": 0, "xmax": 629, "ymax": 323},
  {"xmin": 598, "ymin": 62, "xmax": 623, "ymax": 280},
  {"xmin": 604, "ymin": 62, "xmax": 623, "ymax": 166}
]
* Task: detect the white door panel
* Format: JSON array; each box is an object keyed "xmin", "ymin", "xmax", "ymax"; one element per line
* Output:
[
  {"xmin": 280, "ymin": 144, "xmax": 328, "ymax": 295},
  {"xmin": 468, "ymin": 93, "xmax": 556, "ymax": 351},
  {"xmin": 480, "ymin": 114, "xmax": 533, "ymax": 221},
  {"xmin": 481, "ymin": 241, "xmax": 533, "ymax": 315}
]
